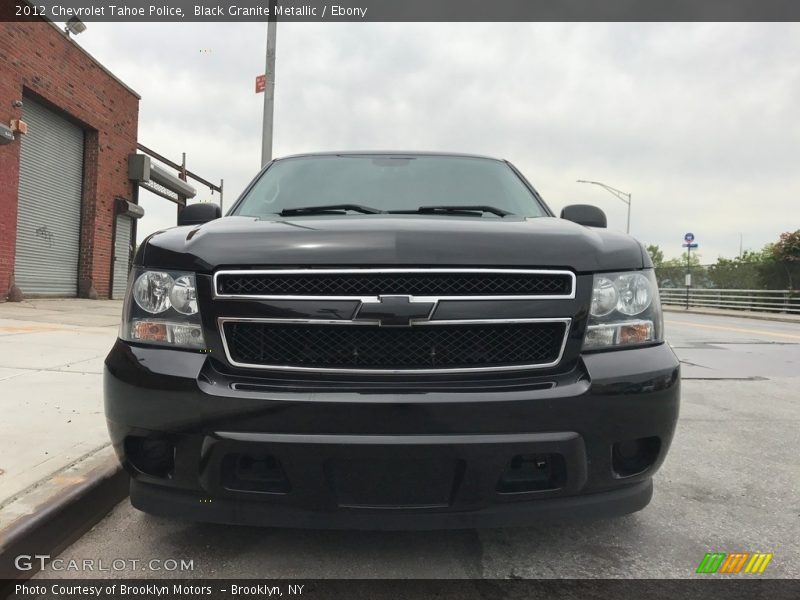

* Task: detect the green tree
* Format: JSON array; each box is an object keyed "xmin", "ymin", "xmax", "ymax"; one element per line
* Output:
[
  {"xmin": 662, "ymin": 252, "xmax": 703, "ymax": 269},
  {"xmin": 768, "ymin": 230, "xmax": 800, "ymax": 289},
  {"xmin": 708, "ymin": 250, "xmax": 767, "ymax": 289},
  {"xmin": 646, "ymin": 244, "xmax": 664, "ymax": 268},
  {"xmin": 656, "ymin": 251, "xmax": 707, "ymax": 288}
]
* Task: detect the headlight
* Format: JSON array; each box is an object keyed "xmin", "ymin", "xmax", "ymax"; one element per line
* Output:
[
  {"xmin": 169, "ymin": 275, "xmax": 199, "ymax": 315},
  {"xmin": 615, "ymin": 272, "xmax": 653, "ymax": 316},
  {"xmin": 133, "ymin": 271, "xmax": 174, "ymax": 314},
  {"xmin": 590, "ymin": 276, "xmax": 618, "ymax": 317},
  {"xmin": 583, "ymin": 269, "xmax": 662, "ymax": 350},
  {"xmin": 120, "ymin": 269, "xmax": 205, "ymax": 349}
]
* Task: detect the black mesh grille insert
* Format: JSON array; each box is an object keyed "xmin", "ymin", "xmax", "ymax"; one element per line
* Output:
[
  {"xmin": 217, "ymin": 271, "xmax": 572, "ymax": 297},
  {"xmin": 223, "ymin": 321, "xmax": 567, "ymax": 370}
]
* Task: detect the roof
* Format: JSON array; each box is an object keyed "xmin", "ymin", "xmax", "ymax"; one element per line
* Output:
[{"xmin": 274, "ymin": 151, "xmax": 506, "ymax": 162}]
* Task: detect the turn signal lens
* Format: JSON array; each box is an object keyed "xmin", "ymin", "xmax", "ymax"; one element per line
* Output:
[
  {"xmin": 618, "ymin": 322, "xmax": 653, "ymax": 344},
  {"xmin": 170, "ymin": 323, "xmax": 204, "ymax": 346},
  {"xmin": 130, "ymin": 320, "xmax": 204, "ymax": 348},
  {"xmin": 584, "ymin": 320, "xmax": 654, "ymax": 349},
  {"xmin": 584, "ymin": 325, "xmax": 616, "ymax": 348},
  {"xmin": 131, "ymin": 320, "xmax": 168, "ymax": 343}
]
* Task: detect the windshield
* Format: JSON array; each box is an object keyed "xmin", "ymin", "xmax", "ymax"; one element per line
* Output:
[{"xmin": 232, "ymin": 155, "xmax": 548, "ymax": 218}]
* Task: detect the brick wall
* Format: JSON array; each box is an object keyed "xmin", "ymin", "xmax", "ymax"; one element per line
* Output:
[{"xmin": 0, "ymin": 20, "xmax": 139, "ymax": 299}]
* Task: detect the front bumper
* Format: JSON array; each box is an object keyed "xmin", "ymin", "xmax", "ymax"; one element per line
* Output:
[{"xmin": 105, "ymin": 341, "xmax": 680, "ymax": 529}]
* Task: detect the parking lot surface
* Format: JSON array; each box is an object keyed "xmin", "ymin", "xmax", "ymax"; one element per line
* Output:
[{"xmin": 38, "ymin": 312, "xmax": 800, "ymax": 579}]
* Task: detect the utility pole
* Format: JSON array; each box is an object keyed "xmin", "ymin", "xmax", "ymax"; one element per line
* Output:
[
  {"xmin": 576, "ymin": 180, "xmax": 632, "ymax": 234},
  {"xmin": 178, "ymin": 151, "xmax": 187, "ymax": 219},
  {"xmin": 260, "ymin": 11, "xmax": 277, "ymax": 167},
  {"xmin": 627, "ymin": 195, "xmax": 631, "ymax": 235}
]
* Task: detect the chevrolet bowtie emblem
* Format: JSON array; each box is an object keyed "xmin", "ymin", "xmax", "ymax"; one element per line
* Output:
[{"xmin": 354, "ymin": 295, "xmax": 436, "ymax": 327}]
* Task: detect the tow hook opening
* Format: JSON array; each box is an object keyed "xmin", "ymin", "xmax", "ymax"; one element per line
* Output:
[
  {"xmin": 222, "ymin": 453, "xmax": 291, "ymax": 494},
  {"xmin": 496, "ymin": 453, "xmax": 565, "ymax": 493}
]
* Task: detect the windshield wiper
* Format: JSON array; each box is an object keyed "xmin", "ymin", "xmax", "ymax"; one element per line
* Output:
[
  {"xmin": 279, "ymin": 204, "xmax": 385, "ymax": 216},
  {"xmin": 390, "ymin": 205, "xmax": 513, "ymax": 217}
]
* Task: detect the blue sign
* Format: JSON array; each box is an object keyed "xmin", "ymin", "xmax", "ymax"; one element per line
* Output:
[
  {"xmin": 684, "ymin": 232, "xmax": 695, "ymax": 242},
  {"xmin": 682, "ymin": 243, "xmax": 699, "ymax": 249}
]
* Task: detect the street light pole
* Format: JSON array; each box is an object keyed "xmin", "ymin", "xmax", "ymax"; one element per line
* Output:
[
  {"xmin": 576, "ymin": 179, "xmax": 632, "ymax": 234},
  {"xmin": 260, "ymin": 14, "xmax": 277, "ymax": 167}
]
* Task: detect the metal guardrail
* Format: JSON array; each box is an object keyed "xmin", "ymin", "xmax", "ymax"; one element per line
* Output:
[{"xmin": 659, "ymin": 288, "xmax": 800, "ymax": 314}]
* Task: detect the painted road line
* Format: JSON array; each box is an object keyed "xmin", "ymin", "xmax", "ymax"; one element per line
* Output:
[{"xmin": 666, "ymin": 319, "xmax": 800, "ymax": 341}]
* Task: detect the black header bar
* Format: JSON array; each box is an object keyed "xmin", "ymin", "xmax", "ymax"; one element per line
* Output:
[
  {"xmin": 3, "ymin": 578, "xmax": 800, "ymax": 600},
  {"xmin": 4, "ymin": 0, "xmax": 800, "ymax": 23}
]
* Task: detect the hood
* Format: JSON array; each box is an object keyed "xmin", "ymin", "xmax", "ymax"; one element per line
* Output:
[{"xmin": 137, "ymin": 215, "xmax": 647, "ymax": 273}]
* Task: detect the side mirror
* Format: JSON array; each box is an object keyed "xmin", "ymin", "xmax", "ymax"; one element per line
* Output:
[
  {"xmin": 560, "ymin": 204, "xmax": 607, "ymax": 228},
  {"xmin": 178, "ymin": 203, "xmax": 221, "ymax": 226}
]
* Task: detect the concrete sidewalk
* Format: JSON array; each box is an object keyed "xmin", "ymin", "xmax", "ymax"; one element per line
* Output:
[{"xmin": 0, "ymin": 299, "xmax": 121, "ymax": 533}]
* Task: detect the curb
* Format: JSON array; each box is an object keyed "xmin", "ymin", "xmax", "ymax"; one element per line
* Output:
[
  {"xmin": 0, "ymin": 454, "xmax": 129, "ymax": 584},
  {"xmin": 663, "ymin": 306, "xmax": 800, "ymax": 325}
]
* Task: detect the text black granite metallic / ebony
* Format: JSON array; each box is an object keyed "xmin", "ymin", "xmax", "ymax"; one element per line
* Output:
[{"xmin": 105, "ymin": 152, "xmax": 679, "ymax": 529}]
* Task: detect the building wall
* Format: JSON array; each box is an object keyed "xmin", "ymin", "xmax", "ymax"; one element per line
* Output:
[{"xmin": 0, "ymin": 20, "xmax": 139, "ymax": 299}]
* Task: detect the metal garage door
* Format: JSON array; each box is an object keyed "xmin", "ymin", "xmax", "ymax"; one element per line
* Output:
[
  {"xmin": 14, "ymin": 98, "xmax": 84, "ymax": 296},
  {"xmin": 112, "ymin": 214, "xmax": 133, "ymax": 299}
]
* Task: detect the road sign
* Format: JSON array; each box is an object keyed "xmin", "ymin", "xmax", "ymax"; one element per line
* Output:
[
  {"xmin": 682, "ymin": 243, "xmax": 698, "ymax": 249},
  {"xmin": 255, "ymin": 74, "xmax": 266, "ymax": 94},
  {"xmin": 684, "ymin": 232, "xmax": 695, "ymax": 242}
]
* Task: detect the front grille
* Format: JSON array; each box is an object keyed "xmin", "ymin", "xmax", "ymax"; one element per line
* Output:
[
  {"xmin": 222, "ymin": 321, "xmax": 568, "ymax": 371},
  {"xmin": 216, "ymin": 270, "xmax": 572, "ymax": 298}
]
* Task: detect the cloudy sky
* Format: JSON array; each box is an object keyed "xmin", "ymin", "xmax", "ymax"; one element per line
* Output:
[{"xmin": 74, "ymin": 22, "xmax": 799, "ymax": 260}]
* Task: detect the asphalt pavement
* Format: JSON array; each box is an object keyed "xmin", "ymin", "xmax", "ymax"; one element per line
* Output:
[{"xmin": 36, "ymin": 312, "xmax": 800, "ymax": 579}]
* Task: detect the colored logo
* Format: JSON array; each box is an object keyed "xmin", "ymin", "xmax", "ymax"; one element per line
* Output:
[{"xmin": 696, "ymin": 552, "xmax": 773, "ymax": 574}]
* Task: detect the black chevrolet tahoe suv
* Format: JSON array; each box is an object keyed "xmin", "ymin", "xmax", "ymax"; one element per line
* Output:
[{"xmin": 105, "ymin": 152, "xmax": 680, "ymax": 529}]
